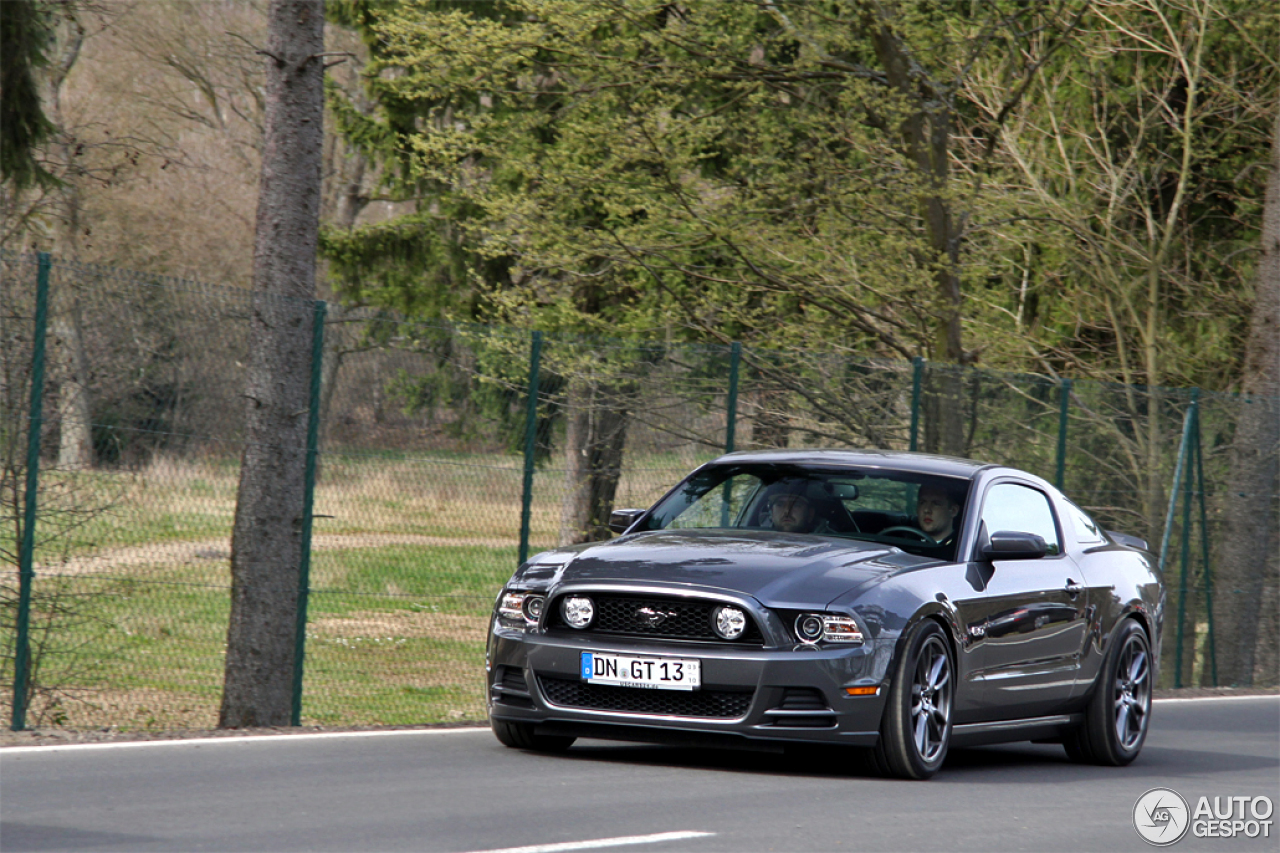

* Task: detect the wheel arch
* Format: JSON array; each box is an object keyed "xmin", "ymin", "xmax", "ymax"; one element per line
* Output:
[
  {"xmin": 889, "ymin": 605, "xmax": 962, "ymax": 680},
  {"xmin": 1082, "ymin": 609, "xmax": 1154, "ymax": 704}
]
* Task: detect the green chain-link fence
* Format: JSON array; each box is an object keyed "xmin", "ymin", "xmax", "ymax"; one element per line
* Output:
[{"xmin": 2, "ymin": 251, "xmax": 1276, "ymax": 730}]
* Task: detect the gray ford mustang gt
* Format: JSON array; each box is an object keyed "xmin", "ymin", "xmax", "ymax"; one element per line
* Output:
[{"xmin": 486, "ymin": 449, "xmax": 1163, "ymax": 779}]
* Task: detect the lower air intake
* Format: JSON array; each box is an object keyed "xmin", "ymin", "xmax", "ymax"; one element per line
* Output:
[{"xmin": 538, "ymin": 676, "xmax": 753, "ymax": 719}]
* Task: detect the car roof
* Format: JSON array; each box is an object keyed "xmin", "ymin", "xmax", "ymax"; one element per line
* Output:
[{"xmin": 710, "ymin": 448, "xmax": 997, "ymax": 480}]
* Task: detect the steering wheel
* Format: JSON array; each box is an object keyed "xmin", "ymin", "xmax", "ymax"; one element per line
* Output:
[{"xmin": 880, "ymin": 525, "xmax": 935, "ymax": 544}]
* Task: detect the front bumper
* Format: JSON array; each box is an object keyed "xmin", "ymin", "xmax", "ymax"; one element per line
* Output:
[{"xmin": 486, "ymin": 622, "xmax": 891, "ymax": 748}]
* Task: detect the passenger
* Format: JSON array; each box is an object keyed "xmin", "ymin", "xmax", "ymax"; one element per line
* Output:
[{"xmin": 916, "ymin": 484, "xmax": 961, "ymax": 544}]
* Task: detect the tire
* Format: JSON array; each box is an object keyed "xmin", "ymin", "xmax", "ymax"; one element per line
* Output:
[
  {"xmin": 872, "ymin": 619, "xmax": 955, "ymax": 780},
  {"xmin": 491, "ymin": 718, "xmax": 576, "ymax": 753},
  {"xmin": 1064, "ymin": 618, "xmax": 1152, "ymax": 766}
]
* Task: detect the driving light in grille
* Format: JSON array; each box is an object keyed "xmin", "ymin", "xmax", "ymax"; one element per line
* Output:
[
  {"xmin": 561, "ymin": 595, "xmax": 595, "ymax": 629},
  {"xmin": 795, "ymin": 613, "xmax": 864, "ymax": 644},
  {"xmin": 711, "ymin": 606, "xmax": 747, "ymax": 640}
]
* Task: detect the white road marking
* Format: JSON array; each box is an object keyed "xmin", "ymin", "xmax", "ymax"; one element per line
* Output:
[
  {"xmin": 458, "ymin": 831, "xmax": 715, "ymax": 853},
  {"xmin": 1153, "ymin": 694, "xmax": 1279, "ymax": 704},
  {"xmin": 0, "ymin": 726, "xmax": 487, "ymax": 754}
]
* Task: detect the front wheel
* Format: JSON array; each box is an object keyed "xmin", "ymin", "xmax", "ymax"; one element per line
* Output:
[
  {"xmin": 872, "ymin": 619, "xmax": 954, "ymax": 779},
  {"xmin": 1064, "ymin": 618, "xmax": 1152, "ymax": 765},
  {"xmin": 491, "ymin": 719, "xmax": 576, "ymax": 753}
]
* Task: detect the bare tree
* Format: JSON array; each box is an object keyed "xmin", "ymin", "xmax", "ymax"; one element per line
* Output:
[
  {"xmin": 220, "ymin": 0, "xmax": 325, "ymax": 728},
  {"xmin": 559, "ymin": 378, "xmax": 630, "ymax": 545},
  {"xmin": 1212, "ymin": 104, "xmax": 1280, "ymax": 686}
]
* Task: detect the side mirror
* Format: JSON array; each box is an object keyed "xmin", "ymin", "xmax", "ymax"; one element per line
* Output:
[
  {"xmin": 608, "ymin": 508, "xmax": 646, "ymax": 535},
  {"xmin": 981, "ymin": 530, "xmax": 1048, "ymax": 561}
]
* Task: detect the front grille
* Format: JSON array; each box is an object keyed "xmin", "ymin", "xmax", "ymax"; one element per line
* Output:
[
  {"xmin": 538, "ymin": 675, "xmax": 753, "ymax": 718},
  {"xmin": 546, "ymin": 594, "xmax": 764, "ymax": 645}
]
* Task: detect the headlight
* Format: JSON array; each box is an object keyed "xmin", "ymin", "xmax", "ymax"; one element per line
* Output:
[
  {"xmin": 795, "ymin": 613, "xmax": 864, "ymax": 645},
  {"xmin": 561, "ymin": 595, "xmax": 595, "ymax": 629},
  {"xmin": 712, "ymin": 606, "xmax": 747, "ymax": 640},
  {"xmin": 819, "ymin": 615, "xmax": 863, "ymax": 643},
  {"xmin": 498, "ymin": 592, "xmax": 544, "ymax": 626},
  {"xmin": 795, "ymin": 613, "xmax": 825, "ymax": 643}
]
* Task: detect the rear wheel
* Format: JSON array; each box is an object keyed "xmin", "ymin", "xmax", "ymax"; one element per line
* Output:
[
  {"xmin": 872, "ymin": 619, "xmax": 954, "ymax": 780},
  {"xmin": 491, "ymin": 719, "xmax": 576, "ymax": 753},
  {"xmin": 1064, "ymin": 619, "xmax": 1151, "ymax": 765}
]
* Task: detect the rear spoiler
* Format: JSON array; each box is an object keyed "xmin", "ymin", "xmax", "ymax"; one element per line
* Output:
[{"xmin": 1107, "ymin": 530, "xmax": 1149, "ymax": 552}]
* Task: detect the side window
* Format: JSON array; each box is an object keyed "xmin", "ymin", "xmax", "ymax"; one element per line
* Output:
[
  {"xmin": 1064, "ymin": 501, "xmax": 1106, "ymax": 547},
  {"xmin": 980, "ymin": 483, "xmax": 1061, "ymax": 556}
]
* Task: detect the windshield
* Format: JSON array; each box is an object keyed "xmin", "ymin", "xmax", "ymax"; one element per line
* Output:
[{"xmin": 643, "ymin": 463, "xmax": 971, "ymax": 561}]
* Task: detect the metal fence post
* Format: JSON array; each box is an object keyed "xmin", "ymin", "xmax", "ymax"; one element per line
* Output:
[
  {"xmin": 12, "ymin": 252, "xmax": 51, "ymax": 732},
  {"xmin": 1174, "ymin": 389, "xmax": 1199, "ymax": 688},
  {"xmin": 909, "ymin": 356, "xmax": 924, "ymax": 452},
  {"xmin": 1158, "ymin": 404, "xmax": 1195, "ymax": 571},
  {"xmin": 1192, "ymin": 399, "xmax": 1216, "ymax": 686},
  {"xmin": 518, "ymin": 331, "xmax": 543, "ymax": 567},
  {"xmin": 1055, "ymin": 378, "xmax": 1072, "ymax": 490},
  {"xmin": 291, "ymin": 299, "xmax": 327, "ymax": 727},
  {"xmin": 1159, "ymin": 398, "xmax": 1195, "ymax": 688},
  {"xmin": 725, "ymin": 342, "xmax": 741, "ymax": 453}
]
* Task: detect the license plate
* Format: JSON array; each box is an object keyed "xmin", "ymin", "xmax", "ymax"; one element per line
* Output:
[{"xmin": 580, "ymin": 651, "xmax": 701, "ymax": 691}]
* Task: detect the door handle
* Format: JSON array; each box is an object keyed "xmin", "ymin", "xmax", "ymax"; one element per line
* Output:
[{"xmin": 1065, "ymin": 579, "xmax": 1085, "ymax": 598}]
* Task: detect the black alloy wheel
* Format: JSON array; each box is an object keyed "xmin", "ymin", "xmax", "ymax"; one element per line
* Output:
[
  {"xmin": 1064, "ymin": 618, "xmax": 1152, "ymax": 765},
  {"xmin": 491, "ymin": 719, "xmax": 576, "ymax": 753},
  {"xmin": 872, "ymin": 619, "xmax": 954, "ymax": 779}
]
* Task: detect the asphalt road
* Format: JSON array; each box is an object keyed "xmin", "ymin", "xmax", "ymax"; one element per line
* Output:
[{"xmin": 2, "ymin": 696, "xmax": 1276, "ymax": 853}]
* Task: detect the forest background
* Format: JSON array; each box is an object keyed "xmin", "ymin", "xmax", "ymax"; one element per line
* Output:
[{"xmin": 2, "ymin": 0, "xmax": 1277, "ymax": 728}]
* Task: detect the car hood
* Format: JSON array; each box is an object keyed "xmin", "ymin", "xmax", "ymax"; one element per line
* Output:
[{"xmin": 514, "ymin": 528, "xmax": 928, "ymax": 609}]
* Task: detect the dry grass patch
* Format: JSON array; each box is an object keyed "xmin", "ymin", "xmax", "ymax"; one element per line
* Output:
[
  {"xmin": 38, "ymin": 532, "xmax": 516, "ymax": 577},
  {"xmin": 310, "ymin": 609, "xmax": 488, "ymax": 643},
  {"xmin": 25, "ymin": 687, "xmax": 219, "ymax": 730}
]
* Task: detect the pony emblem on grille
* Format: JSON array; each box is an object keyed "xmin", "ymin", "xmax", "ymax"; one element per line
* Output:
[{"xmin": 635, "ymin": 606, "xmax": 676, "ymax": 627}]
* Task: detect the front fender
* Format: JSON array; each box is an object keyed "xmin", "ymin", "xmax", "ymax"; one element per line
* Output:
[{"xmin": 840, "ymin": 564, "xmax": 986, "ymax": 722}]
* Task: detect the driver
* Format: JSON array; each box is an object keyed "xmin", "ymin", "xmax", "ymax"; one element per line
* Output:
[
  {"xmin": 767, "ymin": 483, "xmax": 833, "ymax": 535},
  {"xmin": 916, "ymin": 485, "xmax": 961, "ymax": 543}
]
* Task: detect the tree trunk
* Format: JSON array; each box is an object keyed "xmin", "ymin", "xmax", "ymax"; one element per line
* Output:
[
  {"xmin": 316, "ymin": 133, "xmax": 368, "ymax": 436},
  {"xmin": 220, "ymin": 0, "xmax": 325, "ymax": 729},
  {"xmin": 868, "ymin": 15, "xmax": 966, "ymax": 455},
  {"xmin": 559, "ymin": 380, "xmax": 629, "ymax": 545},
  {"xmin": 1210, "ymin": 105, "xmax": 1280, "ymax": 687},
  {"xmin": 53, "ymin": 297, "xmax": 91, "ymax": 469}
]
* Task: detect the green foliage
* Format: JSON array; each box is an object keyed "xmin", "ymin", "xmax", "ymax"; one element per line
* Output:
[
  {"xmin": 326, "ymin": 1, "xmax": 1101, "ymax": 365},
  {"xmin": 976, "ymin": 0, "xmax": 1277, "ymax": 390},
  {"xmin": 324, "ymin": 0, "xmax": 1275, "ymax": 406},
  {"xmin": 0, "ymin": 0, "xmax": 60, "ymax": 190}
]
